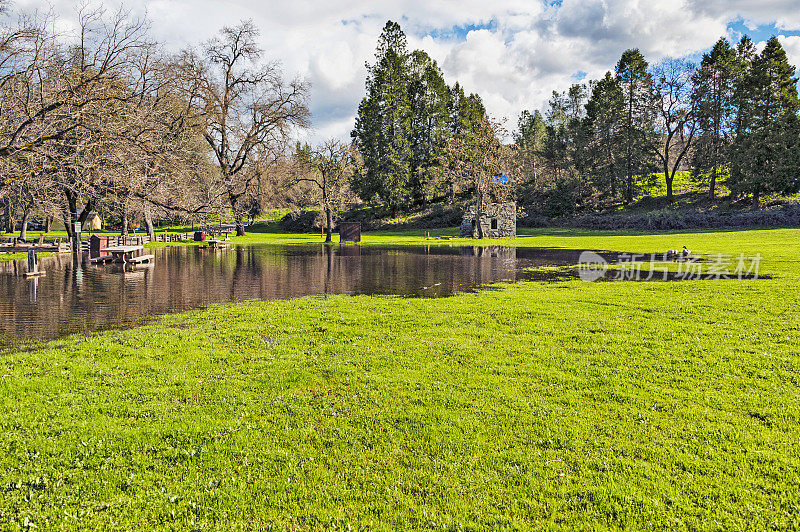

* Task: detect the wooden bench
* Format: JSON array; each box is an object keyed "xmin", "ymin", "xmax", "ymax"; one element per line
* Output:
[{"xmin": 128, "ymin": 254, "xmax": 154, "ymax": 264}]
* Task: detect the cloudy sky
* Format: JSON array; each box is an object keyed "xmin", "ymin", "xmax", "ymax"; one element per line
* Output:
[{"xmin": 15, "ymin": 0, "xmax": 800, "ymax": 142}]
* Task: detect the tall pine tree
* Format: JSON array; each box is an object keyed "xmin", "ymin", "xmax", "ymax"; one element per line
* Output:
[
  {"xmin": 615, "ymin": 49, "xmax": 658, "ymax": 204},
  {"xmin": 585, "ymin": 72, "xmax": 625, "ymax": 200},
  {"xmin": 691, "ymin": 38, "xmax": 738, "ymax": 199},
  {"xmin": 408, "ymin": 50, "xmax": 452, "ymax": 203},
  {"xmin": 729, "ymin": 36, "xmax": 800, "ymax": 207},
  {"xmin": 353, "ymin": 22, "xmax": 484, "ymax": 210},
  {"xmin": 352, "ymin": 21, "xmax": 413, "ymax": 213},
  {"xmin": 514, "ymin": 109, "xmax": 547, "ymax": 190}
]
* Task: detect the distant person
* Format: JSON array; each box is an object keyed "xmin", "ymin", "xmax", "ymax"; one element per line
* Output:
[
  {"xmin": 667, "ymin": 249, "xmax": 678, "ymax": 260},
  {"xmin": 682, "ymin": 246, "xmax": 691, "ymax": 258}
]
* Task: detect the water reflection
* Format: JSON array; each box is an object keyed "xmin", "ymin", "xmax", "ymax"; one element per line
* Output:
[
  {"xmin": 28, "ymin": 277, "xmax": 37, "ymax": 304},
  {"xmin": 2, "ymin": 244, "xmax": 559, "ymax": 346},
  {"xmin": 4, "ymin": 243, "xmax": 763, "ymax": 347}
]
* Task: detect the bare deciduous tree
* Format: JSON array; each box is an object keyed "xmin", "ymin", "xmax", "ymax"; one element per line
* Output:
[
  {"xmin": 651, "ymin": 58, "xmax": 698, "ymax": 204},
  {"xmin": 0, "ymin": 5, "xmax": 151, "ymax": 198},
  {"xmin": 180, "ymin": 20, "xmax": 309, "ymax": 236},
  {"xmin": 293, "ymin": 139, "xmax": 358, "ymax": 242},
  {"xmin": 436, "ymin": 117, "xmax": 517, "ymax": 238}
]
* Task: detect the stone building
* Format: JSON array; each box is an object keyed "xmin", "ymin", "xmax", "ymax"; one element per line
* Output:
[{"xmin": 460, "ymin": 202, "xmax": 516, "ymax": 238}]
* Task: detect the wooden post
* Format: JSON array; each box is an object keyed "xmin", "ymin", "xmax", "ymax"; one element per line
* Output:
[
  {"xmin": 27, "ymin": 249, "xmax": 37, "ymax": 274},
  {"xmin": 25, "ymin": 249, "xmax": 44, "ymax": 278}
]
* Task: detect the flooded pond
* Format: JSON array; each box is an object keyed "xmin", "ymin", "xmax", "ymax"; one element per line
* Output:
[{"xmin": 0, "ymin": 244, "xmax": 756, "ymax": 347}]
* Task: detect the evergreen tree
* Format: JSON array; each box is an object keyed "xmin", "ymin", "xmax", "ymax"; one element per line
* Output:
[
  {"xmin": 431, "ymin": 82, "xmax": 487, "ymax": 201},
  {"xmin": 615, "ymin": 49, "xmax": 658, "ymax": 203},
  {"xmin": 543, "ymin": 90, "xmax": 570, "ymax": 184},
  {"xmin": 407, "ymin": 50, "xmax": 452, "ymax": 203},
  {"xmin": 729, "ymin": 36, "xmax": 800, "ymax": 207},
  {"xmin": 732, "ymin": 36, "xmax": 758, "ymax": 138},
  {"xmin": 565, "ymin": 83, "xmax": 591, "ymax": 200},
  {"xmin": 351, "ymin": 21, "xmax": 413, "ymax": 213},
  {"xmin": 691, "ymin": 38, "xmax": 737, "ymax": 199},
  {"xmin": 352, "ymin": 22, "xmax": 485, "ymax": 210},
  {"xmin": 449, "ymin": 82, "xmax": 486, "ymax": 136},
  {"xmin": 541, "ymin": 85, "xmax": 590, "ymax": 207},
  {"xmin": 514, "ymin": 109, "xmax": 547, "ymax": 189},
  {"xmin": 584, "ymin": 71, "xmax": 625, "ymax": 200}
]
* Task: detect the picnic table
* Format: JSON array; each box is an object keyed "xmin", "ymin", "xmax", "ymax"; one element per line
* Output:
[
  {"xmin": 206, "ymin": 230, "xmax": 231, "ymax": 240},
  {"xmin": 103, "ymin": 245, "xmax": 153, "ymax": 264}
]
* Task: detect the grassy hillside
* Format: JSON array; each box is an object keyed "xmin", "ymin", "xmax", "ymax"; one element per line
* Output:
[
  {"xmin": 1, "ymin": 228, "xmax": 799, "ymax": 529},
  {"xmin": 632, "ymin": 171, "xmax": 800, "ymax": 212}
]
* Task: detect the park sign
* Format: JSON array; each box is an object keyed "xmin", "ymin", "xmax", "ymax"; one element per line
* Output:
[{"xmin": 74, "ymin": 221, "xmax": 81, "ymax": 235}]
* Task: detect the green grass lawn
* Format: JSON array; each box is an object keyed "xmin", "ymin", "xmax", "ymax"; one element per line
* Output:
[{"xmin": 2, "ymin": 228, "xmax": 800, "ymax": 529}]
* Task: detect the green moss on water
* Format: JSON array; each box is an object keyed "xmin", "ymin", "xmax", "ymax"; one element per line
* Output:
[{"xmin": 1, "ymin": 228, "xmax": 800, "ymax": 529}]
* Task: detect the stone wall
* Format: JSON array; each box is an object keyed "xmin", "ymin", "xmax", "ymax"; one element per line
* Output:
[{"xmin": 460, "ymin": 202, "xmax": 516, "ymax": 238}]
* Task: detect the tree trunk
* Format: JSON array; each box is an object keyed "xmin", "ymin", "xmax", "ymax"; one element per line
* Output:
[
  {"xmin": 3, "ymin": 201, "xmax": 13, "ymax": 233},
  {"xmin": 63, "ymin": 190, "xmax": 78, "ymax": 241},
  {"xmin": 625, "ymin": 174, "xmax": 633, "ymax": 205},
  {"xmin": 324, "ymin": 205, "xmax": 333, "ymax": 243},
  {"xmin": 144, "ymin": 207, "xmax": 156, "ymax": 240},
  {"xmin": 708, "ymin": 166, "xmax": 717, "ymax": 200},
  {"xmin": 752, "ymin": 189, "xmax": 761, "ymax": 210},
  {"xmin": 62, "ymin": 191, "xmax": 93, "ymax": 239},
  {"xmin": 234, "ymin": 212, "xmax": 246, "ymax": 236},
  {"xmin": 474, "ymin": 188, "xmax": 484, "ymax": 239},
  {"xmin": 624, "ymin": 97, "xmax": 634, "ymax": 205},
  {"xmin": 62, "ymin": 210, "xmax": 75, "ymax": 241},
  {"xmin": 19, "ymin": 208, "xmax": 31, "ymax": 241},
  {"xmin": 121, "ymin": 205, "xmax": 129, "ymax": 236},
  {"xmin": 45, "ymin": 216, "xmax": 52, "ymax": 233},
  {"xmin": 665, "ymin": 160, "xmax": 674, "ymax": 205}
]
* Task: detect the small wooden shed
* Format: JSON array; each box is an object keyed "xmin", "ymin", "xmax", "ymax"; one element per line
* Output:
[{"xmin": 339, "ymin": 222, "xmax": 361, "ymax": 242}]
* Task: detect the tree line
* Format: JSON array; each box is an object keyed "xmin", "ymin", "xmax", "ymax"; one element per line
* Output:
[
  {"xmin": 351, "ymin": 23, "xmax": 800, "ymax": 221},
  {"xmin": 351, "ymin": 21, "xmax": 507, "ymax": 214},
  {"xmin": 289, "ymin": 20, "xmax": 516, "ymax": 238},
  {"xmin": 0, "ymin": 2, "xmax": 309, "ymax": 239},
  {"xmin": 3, "ymin": 7, "xmax": 798, "ymax": 242},
  {"xmin": 515, "ymin": 36, "xmax": 800, "ymax": 214}
]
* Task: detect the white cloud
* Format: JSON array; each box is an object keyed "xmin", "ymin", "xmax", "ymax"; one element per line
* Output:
[
  {"xmin": 778, "ymin": 36, "xmax": 800, "ymax": 72},
  {"xmin": 688, "ymin": 0, "xmax": 800, "ymax": 31},
  {"xmin": 11, "ymin": 0, "xmax": 800, "ymax": 142}
]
